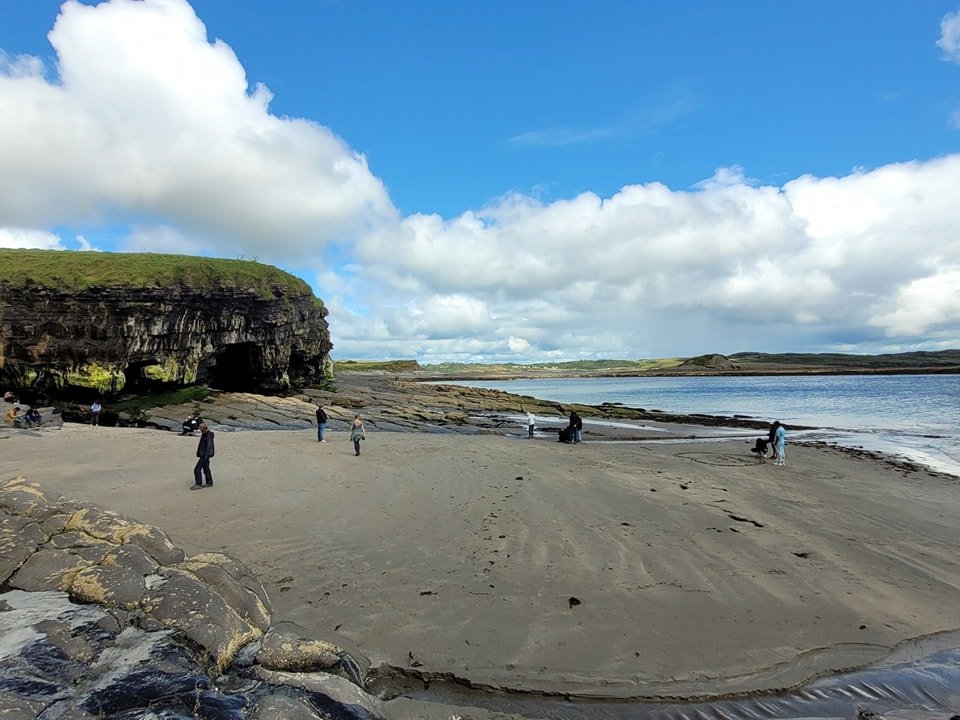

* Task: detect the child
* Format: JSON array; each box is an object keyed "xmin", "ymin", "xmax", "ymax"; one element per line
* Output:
[{"xmin": 350, "ymin": 415, "xmax": 366, "ymax": 456}]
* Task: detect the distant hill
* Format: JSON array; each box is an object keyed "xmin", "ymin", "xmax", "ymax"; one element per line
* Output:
[
  {"xmin": 728, "ymin": 350, "xmax": 960, "ymax": 370},
  {"xmin": 338, "ymin": 351, "xmax": 960, "ymax": 380}
]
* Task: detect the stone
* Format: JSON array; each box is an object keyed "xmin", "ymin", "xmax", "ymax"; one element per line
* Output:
[
  {"xmin": 139, "ymin": 568, "xmax": 262, "ymax": 671},
  {"xmin": 63, "ymin": 507, "xmax": 185, "ymax": 566},
  {"xmin": 248, "ymin": 694, "xmax": 326, "ymax": 720},
  {"xmin": 7, "ymin": 547, "xmax": 106, "ymax": 593},
  {"xmin": 69, "ymin": 564, "xmax": 146, "ymax": 610},
  {"xmin": 0, "ymin": 512, "xmax": 50, "ymax": 585},
  {"xmin": 176, "ymin": 552, "xmax": 272, "ymax": 631},
  {"xmin": 256, "ymin": 627, "xmax": 343, "ymax": 673},
  {"xmin": 0, "ymin": 477, "xmax": 64, "ymax": 520},
  {"xmin": 255, "ymin": 669, "xmax": 387, "ymax": 720}
]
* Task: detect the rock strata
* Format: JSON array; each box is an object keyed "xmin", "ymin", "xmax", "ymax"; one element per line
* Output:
[{"xmin": 0, "ymin": 250, "xmax": 333, "ymax": 396}]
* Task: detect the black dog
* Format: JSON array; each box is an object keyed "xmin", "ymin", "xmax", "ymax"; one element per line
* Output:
[
  {"xmin": 558, "ymin": 427, "xmax": 575, "ymax": 443},
  {"xmin": 751, "ymin": 437, "xmax": 770, "ymax": 461}
]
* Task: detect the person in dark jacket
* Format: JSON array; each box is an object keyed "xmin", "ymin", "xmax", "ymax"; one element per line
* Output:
[
  {"xmin": 191, "ymin": 423, "xmax": 215, "ymax": 489},
  {"xmin": 569, "ymin": 411, "xmax": 584, "ymax": 443},
  {"xmin": 180, "ymin": 411, "xmax": 202, "ymax": 436},
  {"xmin": 316, "ymin": 406, "xmax": 328, "ymax": 442}
]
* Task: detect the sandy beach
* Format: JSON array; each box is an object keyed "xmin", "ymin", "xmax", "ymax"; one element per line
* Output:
[{"xmin": 2, "ymin": 422, "xmax": 959, "ymax": 698}]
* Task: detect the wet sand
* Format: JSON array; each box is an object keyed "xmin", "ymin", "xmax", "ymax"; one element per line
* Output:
[{"xmin": 2, "ymin": 423, "xmax": 959, "ymax": 698}]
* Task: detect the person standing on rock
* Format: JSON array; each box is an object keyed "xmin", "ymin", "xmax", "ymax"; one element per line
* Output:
[
  {"xmin": 350, "ymin": 415, "xmax": 366, "ymax": 456},
  {"xmin": 526, "ymin": 411, "xmax": 535, "ymax": 439},
  {"xmin": 90, "ymin": 399, "xmax": 102, "ymax": 426},
  {"xmin": 316, "ymin": 405, "xmax": 328, "ymax": 442},
  {"xmin": 191, "ymin": 423, "xmax": 215, "ymax": 488}
]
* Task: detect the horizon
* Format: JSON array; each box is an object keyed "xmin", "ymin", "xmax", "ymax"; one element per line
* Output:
[
  {"xmin": 341, "ymin": 348, "xmax": 960, "ymax": 367},
  {"xmin": 2, "ymin": 1, "xmax": 960, "ymax": 362}
]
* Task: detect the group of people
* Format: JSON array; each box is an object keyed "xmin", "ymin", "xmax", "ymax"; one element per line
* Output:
[
  {"xmin": 4, "ymin": 405, "xmax": 42, "ymax": 428},
  {"xmin": 315, "ymin": 405, "xmax": 366, "ymax": 456},
  {"xmin": 189, "ymin": 406, "xmax": 367, "ymax": 491},
  {"xmin": 525, "ymin": 410, "xmax": 585, "ymax": 443},
  {"xmin": 753, "ymin": 421, "xmax": 787, "ymax": 465}
]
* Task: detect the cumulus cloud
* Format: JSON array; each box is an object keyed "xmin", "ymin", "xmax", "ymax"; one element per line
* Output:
[
  {"xmin": 938, "ymin": 9, "xmax": 960, "ymax": 63},
  {"xmin": 2, "ymin": 0, "xmax": 960, "ymax": 362},
  {"xmin": 0, "ymin": 0, "xmax": 394, "ymax": 261},
  {"xmin": 0, "ymin": 228, "xmax": 64, "ymax": 250},
  {"xmin": 339, "ymin": 155, "xmax": 960, "ymax": 360}
]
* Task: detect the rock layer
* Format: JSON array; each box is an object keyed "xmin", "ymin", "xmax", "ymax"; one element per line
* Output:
[{"xmin": 0, "ymin": 251, "xmax": 332, "ymax": 395}]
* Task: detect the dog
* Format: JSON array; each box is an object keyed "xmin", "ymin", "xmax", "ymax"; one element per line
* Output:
[{"xmin": 751, "ymin": 437, "xmax": 770, "ymax": 461}]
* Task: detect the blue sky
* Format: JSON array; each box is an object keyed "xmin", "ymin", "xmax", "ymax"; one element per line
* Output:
[{"xmin": 2, "ymin": 1, "xmax": 960, "ymax": 362}]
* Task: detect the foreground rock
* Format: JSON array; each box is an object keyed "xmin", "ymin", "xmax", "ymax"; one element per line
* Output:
[{"xmin": 0, "ymin": 476, "xmax": 520, "ymax": 720}]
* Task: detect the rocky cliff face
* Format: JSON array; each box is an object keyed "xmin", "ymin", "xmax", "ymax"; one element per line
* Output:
[{"xmin": 0, "ymin": 279, "xmax": 332, "ymax": 396}]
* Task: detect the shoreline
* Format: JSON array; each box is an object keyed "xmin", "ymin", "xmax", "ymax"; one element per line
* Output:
[{"xmin": 2, "ymin": 420, "xmax": 959, "ymax": 701}]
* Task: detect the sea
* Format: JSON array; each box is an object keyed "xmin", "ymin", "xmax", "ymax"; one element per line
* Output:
[{"xmin": 440, "ymin": 373, "xmax": 960, "ymax": 477}]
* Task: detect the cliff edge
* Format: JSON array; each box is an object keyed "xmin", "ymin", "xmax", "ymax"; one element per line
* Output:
[{"xmin": 0, "ymin": 249, "xmax": 332, "ymax": 395}]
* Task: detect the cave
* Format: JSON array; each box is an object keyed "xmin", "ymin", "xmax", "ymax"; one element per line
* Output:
[{"xmin": 208, "ymin": 343, "xmax": 264, "ymax": 391}]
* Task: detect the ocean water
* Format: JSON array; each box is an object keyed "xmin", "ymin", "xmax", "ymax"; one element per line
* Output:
[{"xmin": 441, "ymin": 374, "xmax": 960, "ymax": 477}]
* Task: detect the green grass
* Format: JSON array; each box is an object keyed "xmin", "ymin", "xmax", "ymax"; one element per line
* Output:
[
  {"xmin": 334, "ymin": 360, "xmax": 421, "ymax": 372},
  {"xmin": 729, "ymin": 350, "xmax": 960, "ymax": 368},
  {"xmin": 0, "ymin": 249, "xmax": 315, "ymax": 300}
]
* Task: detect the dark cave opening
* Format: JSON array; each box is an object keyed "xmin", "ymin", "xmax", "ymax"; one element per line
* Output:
[{"xmin": 208, "ymin": 342, "xmax": 263, "ymax": 391}]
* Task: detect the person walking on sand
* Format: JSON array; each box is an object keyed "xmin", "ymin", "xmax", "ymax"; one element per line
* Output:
[
  {"xmin": 90, "ymin": 399, "xmax": 102, "ymax": 426},
  {"xmin": 771, "ymin": 421, "xmax": 787, "ymax": 466},
  {"xmin": 350, "ymin": 415, "xmax": 366, "ymax": 456},
  {"xmin": 526, "ymin": 411, "xmax": 535, "ymax": 439},
  {"xmin": 191, "ymin": 423, "xmax": 215, "ymax": 488},
  {"xmin": 316, "ymin": 405, "xmax": 328, "ymax": 442}
]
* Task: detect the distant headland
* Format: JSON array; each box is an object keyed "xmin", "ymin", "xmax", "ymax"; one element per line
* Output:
[{"xmin": 338, "ymin": 350, "xmax": 960, "ymax": 381}]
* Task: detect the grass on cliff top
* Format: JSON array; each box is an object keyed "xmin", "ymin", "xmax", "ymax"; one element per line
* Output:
[{"xmin": 0, "ymin": 249, "xmax": 315, "ymax": 300}]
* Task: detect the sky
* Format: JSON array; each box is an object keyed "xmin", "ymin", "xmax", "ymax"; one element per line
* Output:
[{"xmin": 2, "ymin": 1, "xmax": 960, "ymax": 363}]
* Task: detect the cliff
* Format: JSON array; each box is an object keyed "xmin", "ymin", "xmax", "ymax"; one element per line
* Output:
[{"xmin": 0, "ymin": 250, "xmax": 332, "ymax": 396}]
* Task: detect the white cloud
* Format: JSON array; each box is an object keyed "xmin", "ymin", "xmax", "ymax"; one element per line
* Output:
[
  {"xmin": 938, "ymin": 9, "xmax": 960, "ymax": 63},
  {"xmin": 0, "ymin": 0, "xmax": 394, "ymax": 261},
  {"xmin": 869, "ymin": 267, "xmax": 960, "ymax": 336},
  {"xmin": 347, "ymin": 155, "xmax": 960, "ymax": 360},
  {"xmin": 2, "ymin": 0, "xmax": 960, "ymax": 362},
  {"xmin": 0, "ymin": 228, "xmax": 64, "ymax": 250}
]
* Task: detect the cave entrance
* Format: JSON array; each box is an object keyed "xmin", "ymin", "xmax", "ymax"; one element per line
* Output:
[{"xmin": 208, "ymin": 342, "xmax": 263, "ymax": 391}]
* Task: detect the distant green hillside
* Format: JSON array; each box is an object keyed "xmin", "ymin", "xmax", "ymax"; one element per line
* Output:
[
  {"xmin": 0, "ymin": 249, "xmax": 313, "ymax": 300},
  {"xmin": 334, "ymin": 351, "xmax": 960, "ymax": 379},
  {"xmin": 729, "ymin": 350, "xmax": 960, "ymax": 368},
  {"xmin": 423, "ymin": 358, "xmax": 684, "ymax": 374}
]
